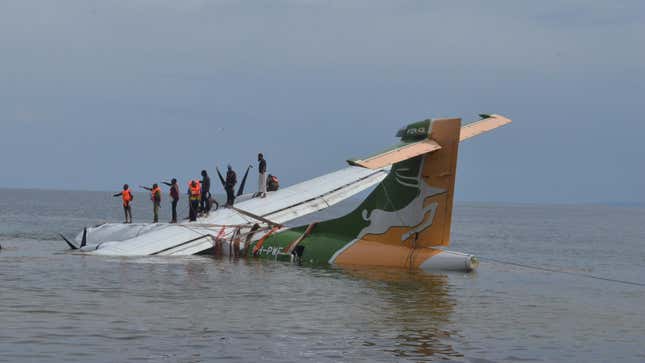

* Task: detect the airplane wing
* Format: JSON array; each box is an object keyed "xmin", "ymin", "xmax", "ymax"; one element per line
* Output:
[
  {"xmin": 83, "ymin": 166, "xmax": 389, "ymax": 256},
  {"xmin": 233, "ymin": 166, "xmax": 388, "ymax": 223}
]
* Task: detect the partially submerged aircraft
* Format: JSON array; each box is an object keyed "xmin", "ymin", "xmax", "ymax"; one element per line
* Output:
[{"xmin": 62, "ymin": 114, "xmax": 511, "ymax": 272}]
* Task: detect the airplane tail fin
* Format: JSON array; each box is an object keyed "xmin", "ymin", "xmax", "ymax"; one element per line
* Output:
[
  {"xmin": 351, "ymin": 117, "xmax": 463, "ymax": 249},
  {"xmin": 326, "ymin": 115, "xmax": 510, "ymax": 267}
]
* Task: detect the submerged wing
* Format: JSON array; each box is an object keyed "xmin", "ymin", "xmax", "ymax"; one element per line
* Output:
[{"xmin": 87, "ymin": 166, "xmax": 388, "ymax": 256}]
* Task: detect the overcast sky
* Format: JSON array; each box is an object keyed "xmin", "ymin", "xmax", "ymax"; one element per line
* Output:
[{"xmin": 1, "ymin": 0, "xmax": 643, "ymax": 203}]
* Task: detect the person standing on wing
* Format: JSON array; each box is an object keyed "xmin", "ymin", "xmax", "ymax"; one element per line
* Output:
[
  {"xmin": 200, "ymin": 170, "xmax": 211, "ymax": 215},
  {"xmin": 257, "ymin": 153, "xmax": 267, "ymax": 198},
  {"xmin": 141, "ymin": 184, "xmax": 162, "ymax": 223},
  {"xmin": 113, "ymin": 184, "xmax": 134, "ymax": 223},
  {"xmin": 225, "ymin": 165, "xmax": 237, "ymax": 207},
  {"xmin": 188, "ymin": 180, "xmax": 201, "ymax": 221},
  {"xmin": 162, "ymin": 178, "xmax": 179, "ymax": 223}
]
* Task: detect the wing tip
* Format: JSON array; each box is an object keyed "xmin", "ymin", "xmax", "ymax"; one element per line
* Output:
[
  {"xmin": 481, "ymin": 113, "xmax": 512, "ymax": 124},
  {"xmin": 347, "ymin": 159, "xmax": 368, "ymax": 168}
]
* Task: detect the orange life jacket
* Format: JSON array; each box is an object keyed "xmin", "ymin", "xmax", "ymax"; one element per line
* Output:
[
  {"xmin": 189, "ymin": 181, "xmax": 201, "ymax": 200},
  {"xmin": 150, "ymin": 186, "xmax": 161, "ymax": 202},
  {"xmin": 122, "ymin": 189, "xmax": 132, "ymax": 206}
]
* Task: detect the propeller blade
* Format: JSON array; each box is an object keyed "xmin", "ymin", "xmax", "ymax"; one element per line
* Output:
[
  {"xmin": 58, "ymin": 234, "xmax": 78, "ymax": 250},
  {"xmin": 216, "ymin": 167, "xmax": 226, "ymax": 190},
  {"xmin": 80, "ymin": 228, "xmax": 87, "ymax": 248},
  {"xmin": 237, "ymin": 165, "xmax": 252, "ymax": 197}
]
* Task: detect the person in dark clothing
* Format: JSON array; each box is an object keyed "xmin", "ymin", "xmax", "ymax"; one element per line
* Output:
[
  {"xmin": 225, "ymin": 165, "xmax": 237, "ymax": 207},
  {"xmin": 113, "ymin": 184, "xmax": 134, "ymax": 223},
  {"xmin": 257, "ymin": 153, "xmax": 267, "ymax": 198},
  {"xmin": 162, "ymin": 178, "xmax": 179, "ymax": 223},
  {"xmin": 200, "ymin": 170, "xmax": 211, "ymax": 214}
]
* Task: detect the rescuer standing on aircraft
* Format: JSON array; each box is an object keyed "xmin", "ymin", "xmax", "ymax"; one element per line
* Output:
[
  {"xmin": 113, "ymin": 184, "xmax": 133, "ymax": 224},
  {"xmin": 162, "ymin": 178, "xmax": 179, "ymax": 223},
  {"xmin": 257, "ymin": 153, "xmax": 267, "ymax": 198},
  {"xmin": 188, "ymin": 180, "xmax": 201, "ymax": 221},
  {"xmin": 200, "ymin": 170, "xmax": 211, "ymax": 215},
  {"xmin": 225, "ymin": 165, "xmax": 237, "ymax": 207},
  {"xmin": 141, "ymin": 184, "xmax": 162, "ymax": 223}
]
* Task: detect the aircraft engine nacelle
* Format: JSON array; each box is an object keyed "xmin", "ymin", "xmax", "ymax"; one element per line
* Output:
[{"xmin": 395, "ymin": 119, "xmax": 432, "ymax": 141}]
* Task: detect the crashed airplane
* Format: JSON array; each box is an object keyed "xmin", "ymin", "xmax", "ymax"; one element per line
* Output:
[{"xmin": 62, "ymin": 114, "xmax": 511, "ymax": 272}]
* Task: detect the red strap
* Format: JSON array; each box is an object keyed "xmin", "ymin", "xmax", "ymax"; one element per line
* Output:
[
  {"xmin": 252, "ymin": 226, "xmax": 280, "ymax": 256},
  {"xmin": 283, "ymin": 222, "xmax": 317, "ymax": 254}
]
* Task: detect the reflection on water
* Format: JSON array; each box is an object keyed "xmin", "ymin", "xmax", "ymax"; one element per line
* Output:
[{"xmin": 339, "ymin": 267, "xmax": 460, "ymax": 360}]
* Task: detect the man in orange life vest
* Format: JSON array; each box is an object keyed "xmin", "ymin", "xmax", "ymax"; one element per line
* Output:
[
  {"xmin": 141, "ymin": 183, "xmax": 162, "ymax": 223},
  {"xmin": 188, "ymin": 180, "xmax": 201, "ymax": 221},
  {"xmin": 113, "ymin": 184, "xmax": 134, "ymax": 223}
]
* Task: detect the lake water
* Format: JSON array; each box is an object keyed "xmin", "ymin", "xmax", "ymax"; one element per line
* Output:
[{"xmin": 1, "ymin": 188, "xmax": 644, "ymax": 362}]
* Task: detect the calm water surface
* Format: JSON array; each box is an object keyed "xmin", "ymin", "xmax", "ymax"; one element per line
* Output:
[{"xmin": 1, "ymin": 188, "xmax": 644, "ymax": 362}]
